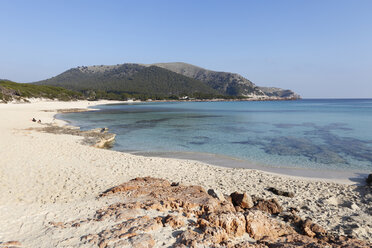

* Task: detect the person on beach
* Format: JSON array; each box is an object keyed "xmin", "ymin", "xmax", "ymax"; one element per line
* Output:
[{"xmin": 32, "ymin": 118, "xmax": 36, "ymax": 122}]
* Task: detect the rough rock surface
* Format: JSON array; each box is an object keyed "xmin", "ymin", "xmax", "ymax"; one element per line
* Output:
[
  {"xmin": 208, "ymin": 188, "xmax": 225, "ymax": 201},
  {"xmin": 32, "ymin": 124, "xmax": 116, "ymax": 148},
  {"xmin": 253, "ymin": 197, "xmax": 283, "ymax": 215},
  {"xmin": 245, "ymin": 210, "xmax": 293, "ymax": 240},
  {"xmin": 0, "ymin": 241, "xmax": 22, "ymax": 247},
  {"xmin": 47, "ymin": 177, "xmax": 371, "ymax": 247},
  {"xmin": 267, "ymin": 187, "xmax": 295, "ymax": 198},
  {"xmin": 230, "ymin": 192, "xmax": 254, "ymax": 209},
  {"xmin": 366, "ymin": 174, "xmax": 372, "ymax": 185}
]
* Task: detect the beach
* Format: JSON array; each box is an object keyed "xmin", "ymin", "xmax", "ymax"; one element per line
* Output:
[{"xmin": 0, "ymin": 100, "xmax": 371, "ymax": 247}]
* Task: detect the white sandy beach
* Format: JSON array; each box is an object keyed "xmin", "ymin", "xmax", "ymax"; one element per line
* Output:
[{"xmin": 0, "ymin": 100, "xmax": 371, "ymax": 247}]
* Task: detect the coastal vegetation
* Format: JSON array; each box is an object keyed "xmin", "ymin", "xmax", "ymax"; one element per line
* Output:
[{"xmin": 0, "ymin": 80, "xmax": 82, "ymax": 103}]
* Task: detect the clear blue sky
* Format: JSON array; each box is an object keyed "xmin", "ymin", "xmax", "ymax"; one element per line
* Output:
[{"xmin": 1, "ymin": 0, "xmax": 371, "ymax": 98}]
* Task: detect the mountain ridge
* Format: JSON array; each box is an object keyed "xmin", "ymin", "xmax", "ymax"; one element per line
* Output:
[
  {"xmin": 150, "ymin": 62, "xmax": 264, "ymax": 96},
  {"xmin": 34, "ymin": 62, "xmax": 300, "ymax": 100}
]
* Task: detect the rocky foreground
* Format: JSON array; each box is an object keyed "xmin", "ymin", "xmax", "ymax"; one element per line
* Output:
[
  {"xmin": 3, "ymin": 177, "xmax": 369, "ymax": 248},
  {"xmin": 32, "ymin": 122, "xmax": 116, "ymax": 149}
]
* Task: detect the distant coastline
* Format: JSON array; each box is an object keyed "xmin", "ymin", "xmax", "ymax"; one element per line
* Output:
[{"xmin": 141, "ymin": 96, "xmax": 300, "ymax": 103}]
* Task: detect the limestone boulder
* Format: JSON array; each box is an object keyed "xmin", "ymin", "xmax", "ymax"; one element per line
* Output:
[{"xmin": 230, "ymin": 192, "xmax": 254, "ymax": 209}]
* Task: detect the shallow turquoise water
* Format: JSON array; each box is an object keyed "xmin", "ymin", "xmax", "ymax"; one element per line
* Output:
[{"xmin": 59, "ymin": 99, "xmax": 372, "ymax": 172}]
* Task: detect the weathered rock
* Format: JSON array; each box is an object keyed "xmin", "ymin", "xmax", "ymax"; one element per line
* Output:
[
  {"xmin": 100, "ymin": 177, "xmax": 171, "ymax": 197},
  {"xmin": 176, "ymin": 229, "xmax": 206, "ymax": 247},
  {"xmin": 253, "ymin": 198, "xmax": 282, "ymax": 215},
  {"xmin": 203, "ymin": 211, "xmax": 246, "ymax": 237},
  {"xmin": 49, "ymin": 221, "xmax": 66, "ymax": 228},
  {"xmin": 126, "ymin": 233, "xmax": 155, "ymax": 248},
  {"xmin": 260, "ymin": 233, "xmax": 371, "ymax": 248},
  {"xmin": 208, "ymin": 189, "xmax": 225, "ymax": 201},
  {"xmin": 48, "ymin": 177, "xmax": 370, "ymax": 248},
  {"xmin": 0, "ymin": 241, "xmax": 22, "ymax": 247},
  {"xmin": 93, "ymin": 134, "xmax": 116, "ymax": 148},
  {"xmin": 366, "ymin": 174, "xmax": 372, "ymax": 185},
  {"xmin": 258, "ymin": 233, "xmax": 326, "ymax": 247},
  {"xmin": 281, "ymin": 212, "xmax": 301, "ymax": 225},
  {"xmin": 300, "ymin": 218, "xmax": 327, "ymax": 238},
  {"xmin": 36, "ymin": 124, "xmax": 116, "ymax": 149},
  {"xmin": 325, "ymin": 234, "xmax": 371, "ymax": 248},
  {"xmin": 267, "ymin": 187, "xmax": 295, "ymax": 198},
  {"xmin": 230, "ymin": 192, "xmax": 254, "ymax": 209},
  {"xmin": 245, "ymin": 210, "xmax": 294, "ymax": 240},
  {"xmin": 232, "ymin": 242, "xmax": 268, "ymax": 248},
  {"xmin": 81, "ymin": 215, "xmax": 162, "ymax": 247},
  {"xmin": 280, "ymin": 213, "xmax": 328, "ymax": 239},
  {"xmin": 176, "ymin": 227, "xmax": 229, "ymax": 247},
  {"xmin": 115, "ymin": 209, "xmax": 141, "ymax": 221},
  {"xmin": 163, "ymin": 214, "xmax": 185, "ymax": 228}
]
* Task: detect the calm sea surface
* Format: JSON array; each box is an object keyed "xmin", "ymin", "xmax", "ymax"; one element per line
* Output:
[{"xmin": 58, "ymin": 99, "xmax": 372, "ymax": 172}]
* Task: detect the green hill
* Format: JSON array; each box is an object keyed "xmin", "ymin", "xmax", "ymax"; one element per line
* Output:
[
  {"xmin": 0, "ymin": 80, "xmax": 82, "ymax": 103},
  {"xmin": 34, "ymin": 65, "xmax": 221, "ymax": 100}
]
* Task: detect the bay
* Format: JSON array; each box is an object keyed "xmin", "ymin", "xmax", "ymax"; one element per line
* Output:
[{"xmin": 58, "ymin": 99, "xmax": 372, "ymax": 173}]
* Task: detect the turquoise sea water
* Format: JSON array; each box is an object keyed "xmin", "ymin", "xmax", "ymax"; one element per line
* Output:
[{"xmin": 59, "ymin": 99, "xmax": 372, "ymax": 172}]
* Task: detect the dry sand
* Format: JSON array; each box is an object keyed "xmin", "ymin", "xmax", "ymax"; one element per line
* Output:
[{"xmin": 0, "ymin": 100, "xmax": 371, "ymax": 247}]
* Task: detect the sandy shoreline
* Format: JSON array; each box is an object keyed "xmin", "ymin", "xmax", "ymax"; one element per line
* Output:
[
  {"xmin": 0, "ymin": 100, "xmax": 371, "ymax": 246},
  {"xmin": 131, "ymin": 150, "xmax": 369, "ymax": 185}
]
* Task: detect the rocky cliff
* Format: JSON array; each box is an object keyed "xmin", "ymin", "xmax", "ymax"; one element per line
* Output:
[{"xmin": 152, "ymin": 62, "xmax": 299, "ymax": 99}]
